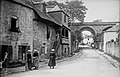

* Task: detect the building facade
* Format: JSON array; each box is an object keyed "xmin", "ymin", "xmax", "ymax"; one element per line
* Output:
[
  {"xmin": 47, "ymin": 5, "xmax": 71, "ymax": 57},
  {"xmin": 0, "ymin": 0, "xmax": 61, "ymax": 73},
  {"xmin": 0, "ymin": 0, "xmax": 34, "ymax": 66},
  {"xmin": 103, "ymin": 24, "xmax": 119, "ymax": 59}
]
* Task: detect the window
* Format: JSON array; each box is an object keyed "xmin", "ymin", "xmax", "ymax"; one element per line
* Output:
[
  {"xmin": 65, "ymin": 29, "xmax": 68, "ymax": 38},
  {"xmin": 47, "ymin": 26, "xmax": 50, "ymax": 39},
  {"xmin": 62, "ymin": 28, "xmax": 69, "ymax": 38},
  {"xmin": 62, "ymin": 28, "xmax": 65, "ymax": 36},
  {"xmin": 9, "ymin": 17, "xmax": 19, "ymax": 32},
  {"xmin": 64, "ymin": 15, "xmax": 66, "ymax": 23},
  {"xmin": 0, "ymin": 45, "xmax": 12, "ymax": 62},
  {"xmin": 18, "ymin": 45, "xmax": 27, "ymax": 61}
]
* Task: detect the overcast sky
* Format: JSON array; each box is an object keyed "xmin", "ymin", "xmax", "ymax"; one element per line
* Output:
[{"xmin": 45, "ymin": 0, "xmax": 119, "ymax": 22}]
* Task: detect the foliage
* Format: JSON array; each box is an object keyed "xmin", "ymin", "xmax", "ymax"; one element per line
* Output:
[
  {"xmin": 65, "ymin": 0, "xmax": 87, "ymax": 22},
  {"xmin": 46, "ymin": 0, "xmax": 58, "ymax": 6},
  {"xmin": 71, "ymin": 32, "xmax": 76, "ymax": 42},
  {"xmin": 46, "ymin": 0, "xmax": 87, "ymax": 22},
  {"xmin": 75, "ymin": 30, "xmax": 83, "ymax": 42}
]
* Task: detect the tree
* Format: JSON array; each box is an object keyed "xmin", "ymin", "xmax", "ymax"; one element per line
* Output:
[
  {"xmin": 75, "ymin": 30, "xmax": 83, "ymax": 42},
  {"xmin": 46, "ymin": 0, "xmax": 58, "ymax": 6},
  {"xmin": 64, "ymin": 0, "xmax": 87, "ymax": 23},
  {"xmin": 46, "ymin": 0, "xmax": 87, "ymax": 23}
]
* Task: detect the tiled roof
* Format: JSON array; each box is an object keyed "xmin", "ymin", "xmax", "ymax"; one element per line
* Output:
[
  {"xmin": 11, "ymin": 0, "xmax": 61, "ymax": 27},
  {"xmin": 34, "ymin": 8, "xmax": 61, "ymax": 26}
]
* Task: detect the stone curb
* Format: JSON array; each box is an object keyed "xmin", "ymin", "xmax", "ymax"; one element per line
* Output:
[{"xmin": 95, "ymin": 49, "xmax": 120, "ymax": 69}]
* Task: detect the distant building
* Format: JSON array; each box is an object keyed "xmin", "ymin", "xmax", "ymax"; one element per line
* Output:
[
  {"xmin": 103, "ymin": 24, "xmax": 119, "ymax": 51},
  {"xmin": 103, "ymin": 24, "xmax": 119, "ymax": 59}
]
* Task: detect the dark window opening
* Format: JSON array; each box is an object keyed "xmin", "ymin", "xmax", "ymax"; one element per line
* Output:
[
  {"xmin": 33, "ymin": 52, "xmax": 38, "ymax": 57},
  {"xmin": 0, "ymin": 45, "xmax": 12, "ymax": 63},
  {"xmin": 18, "ymin": 45, "xmax": 28, "ymax": 61},
  {"xmin": 65, "ymin": 30, "xmax": 68, "ymax": 38},
  {"xmin": 62, "ymin": 28, "xmax": 69, "ymax": 38},
  {"xmin": 62, "ymin": 28, "xmax": 65, "ymax": 36},
  {"xmin": 9, "ymin": 17, "xmax": 19, "ymax": 32},
  {"xmin": 47, "ymin": 26, "xmax": 50, "ymax": 39},
  {"xmin": 64, "ymin": 15, "xmax": 66, "ymax": 23}
]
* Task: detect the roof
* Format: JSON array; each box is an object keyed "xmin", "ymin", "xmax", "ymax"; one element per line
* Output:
[
  {"xmin": 47, "ymin": 4, "xmax": 69, "ymax": 17},
  {"xmin": 102, "ymin": 26, "xmax": 113, "ymax": 31},
  {"xmin": 63, "ymin": 25, "xmax": 71, "ymax": 30},
  {"xmin": 10, "ymin": 0, "xmax": 61, "ymax": 27},
  {"xmin": 106, "ymin": 25, "xmax": 119, "ymax": 32},
  {"xmin": 83, "ymin": 22, "xmax": 117, "ymax": 25},
  {"xmin": 33, "ymin": 7, "xmax": 61, "ymax": 26},
  {"xmin": 71, "ymin": 22, "xmax": 117, "ymax": 26}
]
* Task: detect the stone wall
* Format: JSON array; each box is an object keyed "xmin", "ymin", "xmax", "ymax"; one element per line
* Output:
[
  {"xmin": 33, "ymin": 18, "xmax": 47, "ymax": 53},
  {"xmin": 0, "ymin": 0, "xmax": 34, "ymax": 61},
  {"xmin": 0, "ymin": 0, "xmax": 63, "ymax": 74},
  {"xmin": 106, "ymin": 40, "xmax": 120, "ymax": 58},
  {"xmin": 47, "ymin": 26, "xmax": 57, "ymax": 53},
  {"xmin": 33, "ymin": 18, "xmax": 57, "ymax": 58}
]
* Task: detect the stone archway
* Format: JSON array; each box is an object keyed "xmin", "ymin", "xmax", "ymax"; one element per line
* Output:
[
  {"xmin": 79, "ymin": 27, "xmax": 96, "ymax": 36},
  {"xmin": 79, "ymin": 27, "xmax": 96, "ymax": 45}
]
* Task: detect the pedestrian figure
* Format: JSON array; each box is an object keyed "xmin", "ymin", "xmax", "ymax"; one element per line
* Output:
[
  {"xmin": 2, "ymin": 52, "xmax": 8, "ymax": 72},
  {"xmin": 27, "ymin": 50, "xmax": 32, "ymax": 70},
  {"xmin": 48, "ymin": 49, "xmax": 56, "ymax": 69},
  {"xmin": 33, "ymin": 50, "xmax": 39, "ymax": 69},
  {"xmin": 0, "ymin": 59, "xmax": 3, "ymax": 76}
]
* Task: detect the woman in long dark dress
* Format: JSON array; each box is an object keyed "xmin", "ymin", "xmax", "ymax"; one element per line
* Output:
[{"xmin": 48, "ymin": 49, "xmax": 56, "ymax": 69}]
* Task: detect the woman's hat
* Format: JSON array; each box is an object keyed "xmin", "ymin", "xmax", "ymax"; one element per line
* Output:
[
  {"xmin": 51, "ymin": 49, "xmax": 55, "ymax": 51},
  {"xmin": 34, "ymin": 50, "xmax": 37, "ymax": 52},
  {"xmin": 28, "ymin": 50, "xmax": 32, "ymax": 52}
]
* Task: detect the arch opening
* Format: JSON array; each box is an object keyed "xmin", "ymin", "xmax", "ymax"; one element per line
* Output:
[{"xmin": 75, "ymin": 27, "xmax": 96, "ymax": 46}]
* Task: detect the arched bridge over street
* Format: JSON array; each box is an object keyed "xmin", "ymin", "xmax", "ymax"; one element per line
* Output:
[{"xmin": 69, "ymin": 22, "xmax": 117, "ymax": 36}]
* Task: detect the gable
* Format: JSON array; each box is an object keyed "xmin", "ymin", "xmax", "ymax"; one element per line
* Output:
[{"xmin": 50, "ymin": 5, "xmax": 61, "ymax": 12}]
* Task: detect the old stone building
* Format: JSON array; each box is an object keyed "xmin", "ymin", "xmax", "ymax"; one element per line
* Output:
[
  {"xmin": 47, "ymin": 5, "xmax": 71, "ymax": 58},
  {"xmin": 0, "ymin": 0, "xmax": 34, "ymax": 66},
  {"xmin": 0, "ymin": 0, "xmax": 61, "ymax": 73}
]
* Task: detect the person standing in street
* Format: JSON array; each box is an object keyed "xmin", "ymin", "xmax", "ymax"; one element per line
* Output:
[
  {"xmin": 48, "ymin": 49, "xmax": 56, "ymax": 69},
  {"xmin": 0, "ymin": 59, "xmax": 3, "ymax": 76},
  {"xmin": 2, "ymin": 52, "xmax": 8, "ymax": 72},
  {"xmin": 27, "ymin": 50, "xmax": 32, "ymax": 70},
  {"xmin": 0, "ymin": 52, "xmax": 8, "ymax": 76}
]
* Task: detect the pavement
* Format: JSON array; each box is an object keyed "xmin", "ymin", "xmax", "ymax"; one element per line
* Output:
[
  {"xmin": 36, "ymin": 50, "xmax": 82, "ymax": 68},
  {"xmin": 3, "ymin": 48, "xmax": 119, "ymax": 77},
  {"xmin": 95, "ymin": 49, "xmax": 120, "ymax": 69},
  {"xmin": 5, "ymin": 48, "xmax": 120, "ymax": 77},
  {"xmin": 1, "ymin": 50, "xmax": 82, "ymax": 76}
]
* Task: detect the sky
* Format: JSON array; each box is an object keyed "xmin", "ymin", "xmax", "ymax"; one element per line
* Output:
[
  {"xmin": 44, "ymin": 0, "xmax": 119, "ymax": 22},
  {"xmin": 82, "ymin": 31, "xmax": 92, "ymax": 37}
]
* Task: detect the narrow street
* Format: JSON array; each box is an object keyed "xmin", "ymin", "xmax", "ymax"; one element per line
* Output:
[{"xmin": 6, "ymin": 48, "xmax": 120, "ymax": 77}]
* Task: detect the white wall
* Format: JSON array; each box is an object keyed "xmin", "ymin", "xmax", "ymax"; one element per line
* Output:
[{"xmin": 103, "ymin": 32, "xmax": 118, "ymax": 52}]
